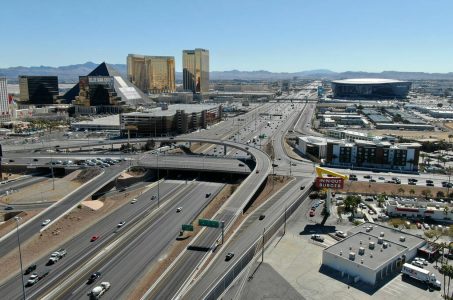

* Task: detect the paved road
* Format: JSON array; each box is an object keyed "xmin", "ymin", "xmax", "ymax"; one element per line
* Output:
[
  {"xmin": 62, "ymin": 181, "xmax": 225, "ymax": 300},
  {"xmin": 0, "ymin": 162, "xmax": 129, "ymax": 258},
  {"xmin": 0, "ymin": 180, "xmax": 184, "ymax": 300},
  {"xmin": 182, "ymin": 177, "xmax": 314, "ymax": 299}
]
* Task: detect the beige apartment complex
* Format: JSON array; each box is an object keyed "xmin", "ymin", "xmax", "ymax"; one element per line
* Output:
[
  {"xmin": 183, "ymin": 48, "xmax": 209, "ymax": 93},
  {"xmin": 127, "ymin": 54, "xmax": 176, "ymax": 94}
]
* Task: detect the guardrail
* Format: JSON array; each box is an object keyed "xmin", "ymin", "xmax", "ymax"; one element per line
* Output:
[{"xmin": 201, "ymin": 183, "xmax": 313, "ymax": 300}]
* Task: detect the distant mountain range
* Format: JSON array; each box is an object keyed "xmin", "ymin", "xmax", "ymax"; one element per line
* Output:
[{"xmin": 1, "ymin": 62, "xmax": 453, "ymax": 82}]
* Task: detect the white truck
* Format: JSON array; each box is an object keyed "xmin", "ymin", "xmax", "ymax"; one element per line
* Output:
[
  {"xmin": 401, "ymin": 263, "xmax": 441, "ymax": 289},
  {"xmin": 88, "ymin": 282, "xmax": 111, "ymax": 299},
  {"xmin": 47, "ymin": 248, "xmax": 67, "ymax": 265}
]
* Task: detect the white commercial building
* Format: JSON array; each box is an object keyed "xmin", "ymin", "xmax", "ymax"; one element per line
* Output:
[
  {"xmin": 322, "ymin": 222, "xmax": 426, "ymax": 286},
  {"xmin": 296, "ymin": 136, "xmax": 336, "ymax": 159},
  {"xmin": 386, "ymin": 199, "xmax": 453, "ymax": 222},
  {"xmin": 0, "ymin": 77, "xmax": 11, "ymax": 122},
  {"xmin": 326, "ymin": 129, "xmax": 383, "ymax": 142}
]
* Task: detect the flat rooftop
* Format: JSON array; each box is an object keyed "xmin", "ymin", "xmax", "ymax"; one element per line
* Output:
[
  {"xmin": 71, "ymin": 115, "xmax": 120, "ymax": 126},
  {"xmin": 324, "ymin": 232, "xmax": 406, "ymax": 270},
  {"xmin": 347, "ymin": 222, "xmax": 425, "ymax": 250},
  {"xmin": 123, "ymin": 104, "xmax": 219, "ymax": 117}
]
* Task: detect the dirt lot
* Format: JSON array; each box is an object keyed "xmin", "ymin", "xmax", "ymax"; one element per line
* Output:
[
  {"xmin": 443, "ymin": 122, "xmax": 453, "ymax": 131},
  {"xmin": 0, "ymin": 186, "xmax": 148, "ymax": 284},
  {"xmin": 339, "ymin": 181, "xmax": 447, "ymax": 197},
  {"xmin": 368, "ymin": 129, "xmax": 452, "ymax": 141},
  {"xmin": 0, "ymin": 210, "xmax": 41, "ymax": 239}
]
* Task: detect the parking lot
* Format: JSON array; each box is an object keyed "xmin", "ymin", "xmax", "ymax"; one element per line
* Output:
[{"xmin": 230, "ymin": 203, "xmax": 443, "ymax": 300}]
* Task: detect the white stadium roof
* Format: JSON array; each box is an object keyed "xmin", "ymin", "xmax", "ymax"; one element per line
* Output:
[{"xmin": 332, "ymin": 78, "xmax": 408, "ymax": 84}]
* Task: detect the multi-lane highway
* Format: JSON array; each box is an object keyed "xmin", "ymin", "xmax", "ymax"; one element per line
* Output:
[
  {"xmin": 0, "ymin": 162, "xmax": 129, "ymax": 258},
  {"xmin": 61, "ymin": 181, "xmax": 224, "ymax": 300},
  {"xmin": 0, "ymin": 180, "xmax": 186, "ymax": 299}
]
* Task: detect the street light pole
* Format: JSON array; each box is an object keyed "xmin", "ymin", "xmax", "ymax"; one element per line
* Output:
[
  {"xmin": 14, "ymin": 217, "xmax": 26, "ymax": 300},
  {"xmin": 157, "ymin": 151, "xmax": 160, "ymax": 208}
]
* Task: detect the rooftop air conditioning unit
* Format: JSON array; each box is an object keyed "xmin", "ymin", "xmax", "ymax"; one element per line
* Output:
[
  {"xmin": 349, "ymin": 252, "xmax": 356, "ymax": 260},
  {"xmin": 359, "ymin": 247, "xmax": 365, "ymax": 255},
  {"xmin": 369, "ymin": 242, "xmax": 375, "ymax": 249}
]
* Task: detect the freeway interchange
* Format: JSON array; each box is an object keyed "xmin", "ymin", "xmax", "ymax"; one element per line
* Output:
[
  {"xmin": 0, "ymin": 101, "xmax": 304, "ymax": 300},
  {"xmin": 0, "ymin": 95, "xmax": 447, "ymax": 300}
]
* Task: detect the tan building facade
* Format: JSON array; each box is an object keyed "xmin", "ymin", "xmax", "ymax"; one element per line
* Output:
[
  {"xmin": 183, "ymin": 48, "xmax": 209, "ymax": 93},
  {"xmin": 127, "ymin": 54, "xmax": 176, "ymax": 94}
]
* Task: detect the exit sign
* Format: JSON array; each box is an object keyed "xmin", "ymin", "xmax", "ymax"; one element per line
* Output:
[{"xmin": 198, "ymin": 218, "xmax": 220, "ymax": 228}]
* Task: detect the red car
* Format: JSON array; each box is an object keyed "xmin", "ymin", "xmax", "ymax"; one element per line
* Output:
[
  {"xmin": 90, "ymin": 235, "xmax": 99, "ymax": 242},
  {"xmin": 309, "ymin": 211, "xmax": 315, "ymax": 217}
]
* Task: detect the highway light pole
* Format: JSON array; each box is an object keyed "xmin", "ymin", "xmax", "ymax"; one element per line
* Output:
[
  {"xmin": 15, "ymin": 216, "xmax": 26, "ymax": 300},
  {"xmin": 157, "ymin": 151, "xmax": 160, "ymax": 208},
  {"xmin": 261, "ymin": 227, "xmax": 265, "ymax": 262}
]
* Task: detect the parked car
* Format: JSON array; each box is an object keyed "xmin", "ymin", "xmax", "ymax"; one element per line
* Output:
[
  {"xmin": 4, "ymin": 206, "xmax": 13, "ymax": 210},
  {"xmin": 335, "ymin": 231, "xmax": 347, "ymax": 238},
  {"xmin": 311, "ymin": 234, "xmax": 324, "ymax": 242}
]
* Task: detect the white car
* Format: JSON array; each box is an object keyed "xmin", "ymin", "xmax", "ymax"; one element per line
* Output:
[
  {"xmin": 130, "ymin": 199, "xmax": 137, "ymax": 204},
  {"xmin": 411, "ymin": 260, "xmax": 424, "ymax": 268},
  {"xmin": 27, "ymin": 274, "xmax": 39, "ymax": 285},
  {"xmin": 41, "ymin": 219, "xmax": 51, "ymax": 226},
  {"xmin": 415, "ymin": 257, "xmax": 428, "ymax": 266},
  {"xmin": 176, "ymin": 207, "xmax": 182, "ymax": 213},
  {"xmin": 117, "ymin": 221, "xmax": 126, "ymax": 228},
  {"xmin": 335, "ymin": 231, "xmax": 347, "ymax": 238}
]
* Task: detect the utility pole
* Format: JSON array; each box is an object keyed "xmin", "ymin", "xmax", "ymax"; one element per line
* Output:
[
  {"xmin": 283, "ymin": 206, "xmax": 287, "ymax": 235},
  {"xmin": 221, "ymin": 221, "xmax": 225, "ymax": 244},
  {"xmin": 50, "ymin": 149, "xmax": 55, "ymax": 190},
  {"xmin": 15, "ymin": 217, "xmax": 26, "ymax": 300}
]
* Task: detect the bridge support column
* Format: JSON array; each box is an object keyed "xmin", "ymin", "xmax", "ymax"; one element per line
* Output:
[{"xmin": 224, "ymin": 145, "xmax": 227, "ymax": 155}]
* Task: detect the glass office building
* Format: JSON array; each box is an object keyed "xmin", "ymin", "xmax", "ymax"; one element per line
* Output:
[
  {"xmin": 183, "ymin": 49, "xmax": 209, "ymax": 93},
  {"xmin": 19, "ymin": 76, "xmax": 59, "ymax": 104},
  {"xmin": 127, "ymin": 54, "xmax": 176, "ymax": 94}
]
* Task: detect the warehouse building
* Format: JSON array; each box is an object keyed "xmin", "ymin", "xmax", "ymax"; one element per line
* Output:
[
  {"xmin": 120, "ymin": 104, "xmax": 222, "ymax": 137},
  {"xmin": 322, "ymin": 222, "xmax": 426, "ymax": 286}
]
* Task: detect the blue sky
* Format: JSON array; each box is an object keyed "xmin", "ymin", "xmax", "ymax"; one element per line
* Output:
[{"xmin": 1, "ymin": 0, "xmax": 452, "ymax": 72}]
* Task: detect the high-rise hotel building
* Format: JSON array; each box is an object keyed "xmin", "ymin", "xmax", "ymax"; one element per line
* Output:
[
  {"xmin": 183, "ymin": 48, "xmax": 209, "ymax": 93},
  {"xmin": 127, "ymin": 54, "xmax": 176, "ymax": 94},
  {"xmin": 0, "ymin": 78, "xmax": 11, "ymax": 121}
]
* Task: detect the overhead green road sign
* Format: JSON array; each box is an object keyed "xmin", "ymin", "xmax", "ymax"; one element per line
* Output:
[
  {"xmin": 199, "ymin": 218, "xmax": 220, "ymax": 228},
  {"xmin": 182, "ymin": 224, "xmax": 194, "ymax": 231}
]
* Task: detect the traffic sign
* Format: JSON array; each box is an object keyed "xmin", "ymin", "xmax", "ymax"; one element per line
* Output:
[
  {"xmin": 182, "ymin": 224, "xmax": 194, "ymax": 231},
  {"xmin": 315, "ymin": 177, "xmax": 344, "ymax": 189},
  {"xmin": 198, "ymin": 218, "xmax": 220, "ymax": 228}
]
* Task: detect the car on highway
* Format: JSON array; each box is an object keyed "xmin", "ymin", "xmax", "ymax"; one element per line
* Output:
[
  {"xmin": 378, "ymin": 176, "xmax": 385, "ymax": 180},
  {"xmin": 9, "ymin": 159, "xmax": 14, "ymax": 162},
  {"xmin": 427, "ymin": 182, "xmax": 434, "ymax": 187},
  {"xmin": 259, "ymin": 214, "xmax": 265, "ymax": 220},
  {"xmin": 117, "ymin": 221, "xmax": 126, "ymax": 228},
  {"xmin": 426, "ymin": 179, "xmax": 434, "ymax": 184},
  {"xmin": 176, "ymin": 207, "xmax": 183, "ymax": 213},
  {"xmin": 4, "ymin": 206, "xmax": 13, "ymax": 210},
  {"xmin": 369, "ymin": 179, "xmax": 376, "ymax": 182},
  {"xmin": 26, "ymin": 274, "xmax": 39, "ymax": 286},
  {"xmin": 225, "ymin": 252, "xmax": 235, "ymax": 261},
  {"xmin": 41, "ymin": 219, "xmax": 51, "ymax": 226},
  {"xmin": 151, "ymin": 195, "xmax": 156, "ymax": 200},
  {"xmin": 130, "ymin": 198, "xmax": 137, "ymax": 204},
  {"xmin": 311, "ymin": 234, "xmax": 324, "ymax": 242},
  {"xmin": 364, "ymin": 175, "xmax": 372, "ymax": 179},
  {"xmin": 33, "ymin": 158, "xmax": 39, "ymax": 162},
  {"xmin": 90, "ymin": 235, "xmax": 100, "ymax": 242},
  {"xmin": 206, "ymin": 193, "xmax": 211, "ymax": 198},
  {"xmin": 87, "ymin": 272, "xmax": 101, "ymax": 284},
  {"xmin": 24, "ymin": 264, "xmax": 37, "ymax": 275}
]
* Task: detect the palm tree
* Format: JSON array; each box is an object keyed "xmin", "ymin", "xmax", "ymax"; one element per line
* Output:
[
  {"xmin": 441, "ymin": 263, "xmax": 449, "ymax": 298},
  {"xmin": 397, "ymin": 187, "xmax": 405, "ymax": 197},
  {"xmin": 409, "ymin": 189, "xmax": 416, "ymax": 197},
  {"xmin": 344, "ymin": 195, "xmax": 361, "ymax": 218},
  {"xmin": 377, "ymin": 194, "xmax": 386, "ymax": 208}
]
